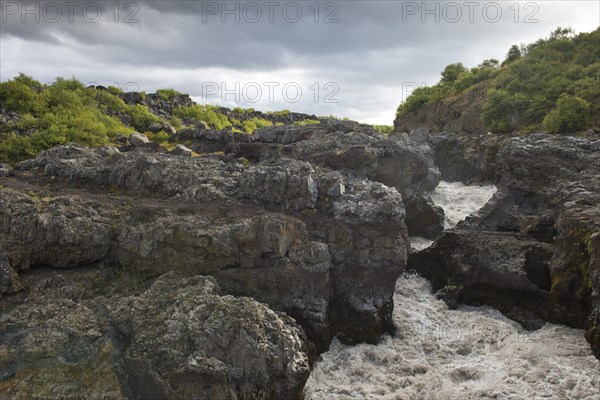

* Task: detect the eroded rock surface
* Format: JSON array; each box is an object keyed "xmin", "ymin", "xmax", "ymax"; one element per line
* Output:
[
  {"xmin": 1, "ymin": 121, "xmax": 442, "ymax": 397},
  {"xmin": 0, "ymin": 270, "xmax": 309, "ymax": 400},
  {"xmin": 409, "ymin": 132, "xmax": 600, "ymax": 357}
]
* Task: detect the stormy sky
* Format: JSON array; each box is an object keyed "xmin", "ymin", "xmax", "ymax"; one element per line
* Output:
[{"xmin": 1, "ymin": 1, "xmax": 598, "ymax": 124}]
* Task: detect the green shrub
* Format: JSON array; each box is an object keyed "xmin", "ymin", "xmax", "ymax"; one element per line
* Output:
[
  {"xmin": 482, "ymin": 89, "xmax": 513, "ymax": 133},
  {"xmin": 156, "ymin": 88, "xmax": 183, "ymax": 101},
  {"xmin": 169, "ymin": 115, "xmax": 183, "ymax": 129},
  {"xmin": 174, "ymin": 105, "xmax": 231, "ymax": 130},
  {"xmin": 374, "ymin": 125, "xmax": 394, "ymax": 135},
  {"xmin": 127, "ymin": 104, "xmax": 160, "ymax": 132},
  {"xmin": 242, "ymin": 117, "xmax": 273, "ymax": 133},
  {"xmin": 0, "ymin": 80, "xmax": 43, "ymax": 115},
  {"xmin": 0, "ymin": 74, "xmax": 132, "ymax": 164},
  {"xmin": 396, "ymin": 85, "xmax": 446, "ymax": 117},
  {"xmin": 441, "ymin": 63, "xmax": 468, "ymax": 85},
  {"xmin": 293, "ymin": 119, "xmax": 321, "ymax": 126},
  {"xmin": 95, "ymin": 91, "xmax": 129, "ymax": 114},
  {"xmin": 107, "ymin": 86, "xmax": 124, "ymax": 95},
  {"xmin": 542, "ymin": 94, "xmax": 590, "ymax": 133},
  {"xmin": 146, "ymin": 130, "xmax": 170, "ymax": 143},
  {"xmin": 397, "ymin": 27, "xmax": 600, "ymax": 133},
  {"xmin": 268, "ymin": 109, "xmax": 291, "ymax": 116}
]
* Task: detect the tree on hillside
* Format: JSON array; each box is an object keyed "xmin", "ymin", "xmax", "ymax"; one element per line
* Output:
[
  {"xmin": 542, "ymin": 94, "xmax": 590, "ymax": 133},
  {"xmin": 503, "ymin": 45, "xmax": 521, "ymax": 66},
  {"xmin": 440, "ymin": 63, "xmax": 467, "ymax": 85},
  {"xmin": 479, "ymin": 59, "xmax": 499, "ymax": 69},
  {"xmin": 550, "ymin": 26, "xmax": 575, "ymax": 40}
]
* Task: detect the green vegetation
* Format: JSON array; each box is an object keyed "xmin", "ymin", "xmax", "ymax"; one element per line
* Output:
[
  {"xmin": 241, "ymin": 117, "xmax": 273, "ymax": 133},
  {"xmin": 543, "ymin": 94, "xmax": 590, "ymax": 133},
  {"xmin": 146, "ymin": 130, "xmax": 170, "ymax": 143},
  {"xmin": 397, "ymin": 27, "xmax": 600, "ymax": 134},
  {"xmin": 126, "ymin": 104, "xmax": 160, "ymax": 132},
  {"xmin": 293, "ymin": 119, "xmax": 321, "ymax": 126},
  {"xmin": 107, "ymin": 86, "xmax": 124, "ymax": 95},
  {"xmin": 232, "ymin": 107, "xmax": 255, "ymax": 114},
  {"xmin": 373, "ymin": 125, "xmax": 394, "ymax": 135},
  {"xmin": 0, "ymin": 74, "xmax": 132, "ymax": 163},
  {"xmin": 551, "ymin": 227, "xmax": 593, "ymax": 299},
  {"xmin": 174, "ymin": 104, "xmax": 232, "ymax": 130},
  {"xmin": 321, "ymin": 114, "xmax": 351, "ymax": 121},
  {"xmin": 0, "ymin": 74, "xmax": 333, "ymax": 164},
  {"xmin": 169, "ymin": 115, "xmax": 183, "ymax": 130},
  {"xmin": 267, "ymin": 109, "xmax": 291, "ymax": 116},
  {"xmin": 156, "ymin": 88, "xmax": 184, "ymax": 101}
]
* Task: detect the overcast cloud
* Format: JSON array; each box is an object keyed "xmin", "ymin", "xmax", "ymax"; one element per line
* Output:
[{"xmin": 1, "ymin": 0, "xmax": 598, "ymax": 124}]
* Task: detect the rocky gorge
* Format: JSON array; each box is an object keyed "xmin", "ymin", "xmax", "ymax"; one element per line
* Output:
[
  {"xmin": 1, "ymin": 92, "xmax": 599, "ymax": 399},
  {"xmin": 0, "ymin": 110, "xmax": 443, "ymax": 398}
]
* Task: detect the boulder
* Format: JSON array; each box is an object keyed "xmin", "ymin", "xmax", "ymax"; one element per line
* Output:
[
  {"xmin": 148, "ymin": 122, "xmax": 177, "ymax": 135},
  {"xmin": 408, "ymin": 229, "xmax": 554, "ymax": 329},
  {"xmin": 169, "ymin": 144, "xmax": 193, "ymax": 157},
  {"xmin": 404, "ymin": 193, "xmax": 444, "ymax": 239},
  {"xmin": 0, "ymin": 278, "xmax": 125, "ymax": 399},
  {"xmin": 585, "ymin": 232, "xmax": 600, "ymax": 358},
  {"xmin": 0, "ymin": 189, "xmax": 113, "ymax": 271},
  {"xmin": 112, "ymin": 272, "xmax": 310, "ymax": 400},
  {"xmin": 0, "ymin": 270, "xmax": 309, "ymax": 400},
  {"xmin": 129, "ymin": 133, "xmax": 150, "ymax": 147},
  {"xmin": 0, "ymin": 163, "xmax": 12, "ymax": 178}
]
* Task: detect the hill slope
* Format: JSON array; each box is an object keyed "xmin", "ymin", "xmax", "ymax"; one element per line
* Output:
[
  {"xmin": 394, "ymin": 27, "xmax": 600, "ymax": 135},
  {"xmin": 0, "ymin": 76, "xmax": 321, "ymax": 164}
]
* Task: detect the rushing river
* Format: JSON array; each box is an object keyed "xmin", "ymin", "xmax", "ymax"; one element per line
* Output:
[{"xmin": 304, "ymin": 182, "xmax": 599, "ymax": 399}]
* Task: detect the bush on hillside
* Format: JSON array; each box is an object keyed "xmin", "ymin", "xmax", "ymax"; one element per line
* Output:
[
  {"xmin": 174, "ymin": 105, "xmax": 232, "ymax": 130},
  {"xmin": 156, "ymin": 88, "xmax": 184, "ymax": 101},
  {"xmin": 542, "ymin": 94, "xmax": 590, "ymax": 133}
]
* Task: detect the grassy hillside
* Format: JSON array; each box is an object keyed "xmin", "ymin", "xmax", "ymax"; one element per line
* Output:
[
  {"xmin": 0, "ymin": 75, "xmax": 323, "ymax": 164},
  {"xmin": 395, "ymin": 27, "xmax": 600, "ymax": 134}
]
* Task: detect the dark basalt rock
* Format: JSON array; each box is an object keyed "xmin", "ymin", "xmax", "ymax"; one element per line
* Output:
[
  {"xmin": 3, "ymin": 118, "xmax": 444, "ymax": 396},
  {"xmin": 0, "ymin": 270, "xmax": 309, "ymax": 400},
  {"xmin": 411, "ymin": 132, "xmax": 600, "ymax": 356},
  {"xmin": 408, "ymin": 229, "xmax": 554, "ymax": 329},
  {"xmin": 404, "ymin": 193, "xmax": 445, "ymax": 239}
]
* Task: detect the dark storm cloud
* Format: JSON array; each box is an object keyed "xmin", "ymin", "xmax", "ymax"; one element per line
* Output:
[
  {"xmin": 1, "ymin": 1, "xmax": 598, "ymax": 123},
  {"xmin": 0, "ymin": 1, "xmax": 523, "ymax": 69}
]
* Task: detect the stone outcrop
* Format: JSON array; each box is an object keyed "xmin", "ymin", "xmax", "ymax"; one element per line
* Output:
[
  {"xmin": 1, "ymin": 119, "xmax": 448, "ymax": 397},
  {"xmin": 404, "ymin": 193, "xmax": 444, "ymax": 239},
  {"xmin": 426, "ymin": 131, "xmax": 505, "ymax": 183},
  {"xmin": 409, "ymin": 132, "xmax": 600, "ymax": 357},
  {"xmin": 586, "ymin": 232, "xmax": 600, "ymax": 358},
  {"xmin": 119, "ymin": 92, "xmax": 194, "ymax": 119},
  {"xmin": 0, "ymin": 269, "xmax": 309, "ymax": 400},
  {"xmin": 409, "ymin": 229, "xmax": 554, "ymax": 328},
  {"xmin": 10, "ymin": 141, "xmax": 412, "ymax": 350},
  {"xmin": 393, "ymin": 81, "xmax": 491, "ymax": 135},
  {"xmin": 111, "ymin": 272, "xmax": 309, "ymax": 400}
]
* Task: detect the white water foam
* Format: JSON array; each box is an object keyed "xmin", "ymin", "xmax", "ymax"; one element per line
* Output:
[
  {"xmin": 408, "ymin": 180, "xmax": 498, "ymax": 250},
  {"xmin": 304, "ymin": 274, "xmax": 599, "ymax": 399},
  {"xmin": 431, "ymin": 181, "xmax": 498, "ymax": 229},
  {"xmin": 306, "ymin": 182, "xmax": 600, "ymax": 399}
]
